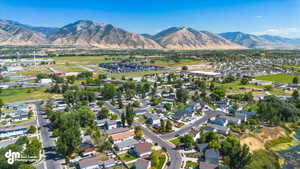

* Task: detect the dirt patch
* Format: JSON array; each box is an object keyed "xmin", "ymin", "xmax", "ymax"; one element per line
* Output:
[
  {"xmin": 175, "ymin": 64, "xmax": 212, "ymax": 70},
  {"xmin": 240, "ymin": 127, "xmax": 286, "ymax": 152}
]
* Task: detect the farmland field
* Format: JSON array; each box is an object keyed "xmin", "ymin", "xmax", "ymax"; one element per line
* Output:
[
  {"xmin": 0, "ymin": 88, "xmax": 61, "ymax": 103},
  {"xmin": 256, "ymin": 74, "xmax": 300, "ymax": 84}
]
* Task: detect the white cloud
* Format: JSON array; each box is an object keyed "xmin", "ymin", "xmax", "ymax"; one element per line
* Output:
[
  {"xmin": 252, "ymin": 28, "xmax": 300, "ymax": 38},
  {"xmin": 256, "ymin": 15, "xmax": 263, "ymax": 19}
]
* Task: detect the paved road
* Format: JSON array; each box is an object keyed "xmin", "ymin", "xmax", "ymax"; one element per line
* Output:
[
  {"xmin": 0, "ymin": 138, "xmax": 18, "ymax": 148},
  {"xmin": 36, "ymin": 103, "xmax": 63, "ymax": 169},
  {"xmin": 79, "ymin": 65, "xmax": 94, "ymax": 72},
  {"xmin": 0, "ymin": 120, "xmax": 36, "ymax": 130},
  {"xmin": 133, "ymin": 122, "xmax": 182, "ymax": 169},
  {"xmin": 161, "ymin": 111, "xmax": 224, "ymax": 140},
  {"xmin": 104, "ymin": 101, "xmax": 123, "ymax": 115}
]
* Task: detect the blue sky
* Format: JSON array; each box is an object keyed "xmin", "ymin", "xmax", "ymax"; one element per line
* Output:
[{"xmin": 0, "ymin": 0, "xmax": 299, "ymax": 37}]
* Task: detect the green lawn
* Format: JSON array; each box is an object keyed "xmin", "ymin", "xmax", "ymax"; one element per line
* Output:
[
  {"xmin": 0, "ymin": 88, "xmax": 61, "ymax": 104},
  {"xmin": 119, "ymin": 153, "xmax": 137, "ymax": 162},
  {"xmin": 185, "ymin": 161, "xmax": 198, "ymax": 169},
  {"xmin": 215, "ymin": 80, "xmax": 289, "ymax": 96},
  {"xmin": 157, "ymin": 153, "xmax": 167, "ymax": 169},
  {"xmin": 54, "ymin": 65, "xmax": 86, "ymax": 72},
  {"xmin": 169, "ymin": 137, "xmax": 181, "ymax": 145},
  {"xmin": 256, "ymin": 74, "xmax": 300, "ymax": 84},
  {"xmin": 246, "ymin": 150, "xmax": 280, "ymax": 169}
]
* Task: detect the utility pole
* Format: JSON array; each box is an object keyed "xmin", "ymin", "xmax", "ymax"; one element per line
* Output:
[{"xmin": 34, "ymin": 50, "xmax": 37, "ymax": 67}]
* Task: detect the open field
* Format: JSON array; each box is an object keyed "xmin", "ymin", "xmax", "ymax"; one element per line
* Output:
[
  {"xmin": 54, "ymin": 65, "xmax": 86, "ymax": 72},
  {"xmin": 53, "ymin": 56, "xmax": 126, "ymax": 65},
  {"xmin": 0, "ymin": 88, "xmax": 61, "ymax": 103},
  {"xmin": 256, "ymin": 74, "xmax": 300, "ymax": 84},
  {"xmin": 17, "ymin": 56, "xmax": 208, "ymax": 77},
  {"xmin": 215, "ymin": 80, "xmax": 290, "ymax": 96},
  {"xmin": 240, "ymin": 127, "xmax": 287, "ymax": 152},
  {"xmin": 108, "ymin": 70, "xmax": 174, "ymax": 78},
  {"xmin": 150, "ymin": 59, "xmax": 209, "ymax": 67}
]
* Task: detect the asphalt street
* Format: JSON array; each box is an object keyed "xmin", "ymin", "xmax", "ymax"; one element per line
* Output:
[
  {"xmin": 36, "ymin": 103, "xmax": 62, "ymax": 169},
  {"xmin": 161, "ymin": 111, "xmax": 224, "ymax": 140},
  {"xmin": 104, "ymin": 101, "xmax": 123, "ymax": 115},
  {"xmin": 133, "ymin": 122, "xmax": 182, "ymax": 169}
]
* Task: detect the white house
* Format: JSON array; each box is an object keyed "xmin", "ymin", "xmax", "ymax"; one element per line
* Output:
[{"xmin": 39, "ymin": 78, "xmax": 52, "ymax": 84}]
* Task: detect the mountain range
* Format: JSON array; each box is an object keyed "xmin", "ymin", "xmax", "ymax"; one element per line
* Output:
[{"xmin": 0, "ymin": 19, "xmax": 299, "ymax": 50}]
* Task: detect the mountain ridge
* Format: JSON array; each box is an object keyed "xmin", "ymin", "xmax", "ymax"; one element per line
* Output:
[
  {"xmin": 0, "ymin": 19, "xmax": 299, "ymax": 49},
  {"xmin": 219, "ymin": 32, "xmax": 300, "ymax": 49}
]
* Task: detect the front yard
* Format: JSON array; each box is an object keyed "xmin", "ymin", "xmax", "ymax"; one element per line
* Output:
[{"xmin": 119, "ymin": 152, "xmax": 137, "ymax": 162}]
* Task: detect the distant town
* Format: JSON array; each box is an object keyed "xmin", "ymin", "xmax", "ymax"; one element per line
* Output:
[{"xmin": 0, "ymin": 49, "xmax": 300, "ymax": 169}]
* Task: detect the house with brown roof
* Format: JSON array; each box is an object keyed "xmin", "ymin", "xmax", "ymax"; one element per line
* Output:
[
  {"xmin": 199, "ymin": 162, "xmax": 218, "ymax": 169},
  {"xmin": 135, "ymin": 159, "xmax": 151, "ymax": 169},
  {"xmin": 78, "ymin": 156, "xmax": 100, "ymax": 169},
  {"xmin": 134, "ymin": 142, "xmax": 152, "ymax": 157},
  {"xmin": 110, "ymin": 130, "xmax": 135, "ymax": 143}
]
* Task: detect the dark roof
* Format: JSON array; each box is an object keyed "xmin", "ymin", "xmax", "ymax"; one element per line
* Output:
[
  {"xmin": 206, "ymin": 124, "xmax": 229, "ymax": 132},
  {"xmin": 173, "ymin": 105, "xmax": 194, "ymax": 120},
  {"xmin": 205, "ymin": 149, "xmax": 220, "ymax": 158},
  {"xmin": 197, "ymin": 143, "xmax": 209, "ymax": 153},
  {"xmin": 80, "ymin": 143, "xmax": 94, "ymax": 150},
  {"xmin": 107, "ymin": 127, "xmax": 129, "ymax": 136}
]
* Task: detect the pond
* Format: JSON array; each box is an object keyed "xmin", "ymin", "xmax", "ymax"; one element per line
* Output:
[{"xmin": 278, "ymin": 129, "xmax": 300, "ymax": 169}]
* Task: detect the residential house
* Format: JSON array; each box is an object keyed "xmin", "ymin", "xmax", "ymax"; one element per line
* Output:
[
  {"xmin": 205, "ymin": 124, "xmax": 230, "ymax": 135},
  {"xmin": 103, "ymin": 159, "xmax": 116, "ymax": 168},
  {"xmin": 80, "ymin": 143, "xmax": 96, "ymax": 157},
  {"xmin": 114, "ymin": 139, "xmax": 139, "ymax": 151},
  {"xmin": 205, "ymin": 149, "xmax": 220, "ymax": 164},
  {"xmin": 107, "ymin": 127, "xmax": 130, "ymax": 137},
  {"xmin": 110, "ymin": 130, "xmax": 135, "ymax": 143},
  {"xmin": 211, "ymin": 119, "xmax": 228, "ymax": 127},
  {"xmin": 134, "ymin": 142, "xmax": 152, "ymax": 157},
  {"xmin": 135, "ymin": 159, "xmax": 151, "ymax": 169},
  {"xmin": 173, "ymin": 102, "xmax": 203, "ymax": 121},
  {"xmin": 134, "ymin": 108, "xmax": 151, "ymax": 115},
  {"xmin": 191, "ymin": 129, "xmax": 201, "ymax": 141},
  {"xmin": 218, "ymin": 115, "xmax": 241, "ymax": 125},
  {"xmin": 199, "ymin": 162, "xmax": 218, "ymax": 169},
  {"xmin": 95, "ymin": 119, "xmax": 108, "ymax": 128},
  {"xmin": 144, "ymin": 113, "xmax": 160, "ymax": 125},
  {"xmin": 197, "ymin": 143, "xmax": 209, "ymax": 154},
  {"xmin": 78, "ymin": 156, "xmax": 100, "ymax": 169},
  {"xmin": 0, "ymin": 126, "xmax": 28, "ymax": 138},
  {"xmin": 235, "ymin": 112, "xmax": 255, "ymax": 122},
  {"xmin": 105, "ymin": 120, "xmax": 118, "ymax": 130},
  {"xmin": 39, "ymin": 78, "xmax": 52, "ymax": 84}
]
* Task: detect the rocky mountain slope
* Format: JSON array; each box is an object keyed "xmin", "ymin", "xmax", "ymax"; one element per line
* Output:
[
  {"xmin": 48, "ymin": 20, "xmax": 161, "ymax": 49},
  {"xmin": 0, "ymin": 19, "xmax": 49, "ymax": 45},
  {"xmin": 220, "ymin": 32, "xmax": 300, "ymax": 49},
  {"xmin": 152, "ymin": 27, "xmax": 245, "ymax": 50},
  {"xmin": 0, "ymin": 19, "xmax": 299, "ymax": 49}
]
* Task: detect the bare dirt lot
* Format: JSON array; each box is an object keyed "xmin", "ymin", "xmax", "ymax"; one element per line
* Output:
[{"xmin": 240, "ymin": 127, "xmax": 286, "ymax": 152}]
